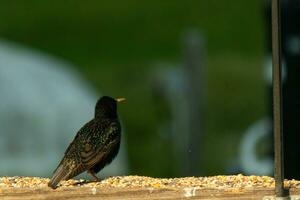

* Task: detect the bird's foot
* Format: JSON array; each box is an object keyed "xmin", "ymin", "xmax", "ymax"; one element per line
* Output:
[{"xmin": 88, "ymin": 170, "xmax": 101, "ymax": 182}]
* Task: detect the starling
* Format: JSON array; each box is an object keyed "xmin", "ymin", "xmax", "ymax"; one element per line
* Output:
[{"xmin": 48, "ymin": 96, "xmax": 125, "ymax": 189}]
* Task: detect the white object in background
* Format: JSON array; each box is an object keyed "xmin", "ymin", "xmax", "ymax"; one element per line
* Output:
[
  {"xmin": 240, "ymin": 118, "xmax": 273, "ymax": 175},
  {"xmin": 0, "ymin": 39, "xmax": 128, "ymax": 178}
]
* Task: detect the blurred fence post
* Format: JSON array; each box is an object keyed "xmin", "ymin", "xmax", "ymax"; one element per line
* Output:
[{"xmin": 183, "ymin": 30, "xmax": 205, "ymax": 176}]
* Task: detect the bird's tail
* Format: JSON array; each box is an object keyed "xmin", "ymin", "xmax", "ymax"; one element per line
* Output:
[{"xmin": 48, "ymin": 163, "xmax": 70, "ymax": 189}]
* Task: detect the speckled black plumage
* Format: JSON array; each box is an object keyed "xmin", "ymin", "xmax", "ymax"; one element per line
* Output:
[{"xmin": 48, "ymin": 96, "xmax": 123, "ymax": 189}]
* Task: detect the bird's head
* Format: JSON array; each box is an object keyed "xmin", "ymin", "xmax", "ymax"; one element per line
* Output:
[{"xmin": 95, "ymin": 96, "xmax": 125, "ymax": 119}]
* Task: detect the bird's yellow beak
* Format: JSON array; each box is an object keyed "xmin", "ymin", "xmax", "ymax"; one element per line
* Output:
[{"xmin": 115, "ymin": 97, "xmax": 126, "ymax": 103}]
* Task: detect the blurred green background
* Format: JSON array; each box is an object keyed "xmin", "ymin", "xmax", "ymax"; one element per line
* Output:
[{"xmin": 0, "ymin": 0, "xmax": 267, "ymax": 177}]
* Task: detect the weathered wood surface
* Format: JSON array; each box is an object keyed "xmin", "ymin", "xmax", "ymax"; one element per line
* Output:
[
  {"xmin": 1, "ymin": 175, "xmax": 300, "ymax": 199},
  {"xmin": 1, "ymin": 187, "xmax": 300, "ymax": 200}
]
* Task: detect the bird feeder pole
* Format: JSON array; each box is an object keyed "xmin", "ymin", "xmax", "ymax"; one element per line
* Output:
[{"xmin": 271, "ymin": 0, "xmax": 285, "ymax": 197}]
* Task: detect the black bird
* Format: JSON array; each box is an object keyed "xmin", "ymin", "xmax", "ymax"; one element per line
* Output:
[{"xmin": 48, "ymin": 96, "xmax": 125, "ymax": 189}]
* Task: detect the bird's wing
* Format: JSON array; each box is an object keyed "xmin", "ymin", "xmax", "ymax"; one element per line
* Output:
[
  {"xmin": 51, "ymin": 120, "xmax": 94, "ymax": 173},
  {"xmin": 63, "ymin": 120, "xmax": 94, "ymax": 156},
  {"xmin": 80, "ymin": 124, "xmax": 120, "ymax": 170},
  {"xmin": 48, "ymin": 143, "xmax": 85, "ymax": 188},
  {"xmin": 48, "ymin": 120, "xmax": 94, "ymax": 188}
]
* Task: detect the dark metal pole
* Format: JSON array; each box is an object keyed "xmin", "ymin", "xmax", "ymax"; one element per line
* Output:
[{"xmin": 271, "ymin": 0, "xmax": 284, "ymax": 197}]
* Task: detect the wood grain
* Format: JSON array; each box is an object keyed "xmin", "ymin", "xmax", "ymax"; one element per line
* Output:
[{"xmin": 1, "ymin": 187, "xmax": 299, "ymax": 200}]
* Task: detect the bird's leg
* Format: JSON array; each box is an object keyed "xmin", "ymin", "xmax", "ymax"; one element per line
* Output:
[{"xmin": 88, "ymin": 170, "xmax": 101, "ymax": 182}]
